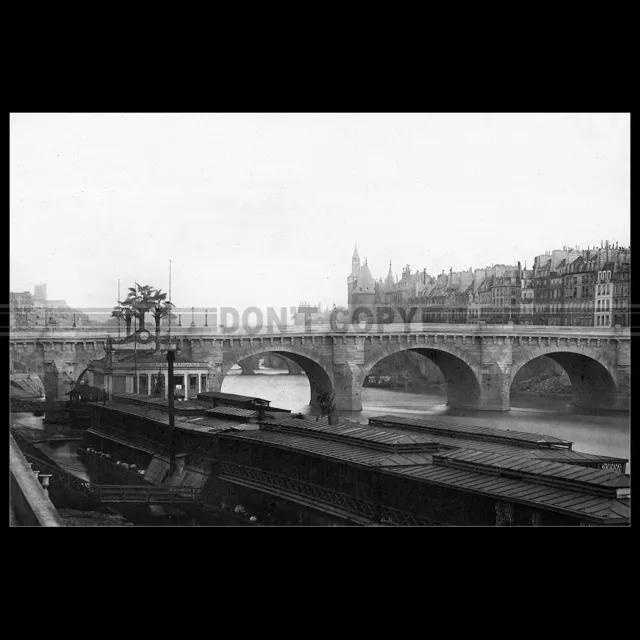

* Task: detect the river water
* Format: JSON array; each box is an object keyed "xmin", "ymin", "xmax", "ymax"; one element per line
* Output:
[{"xmin": 223, "ymin": 368, "xmax": 631, "ymax": 467}]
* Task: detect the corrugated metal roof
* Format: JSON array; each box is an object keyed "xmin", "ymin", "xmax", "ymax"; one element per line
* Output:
[
  {"xmin": 354, "ymin": 419, "xmax": 626, "ymax": 467},
  {"xmin": 368, "ymin": 415, "xmax": 573, "ymax": 449},
  {"xmin": 432, "ymin": 449, "xmax": 630, "ymax": 493},
  {"xmin": 197, "ymin": 391, "xmax": 270, "ymax": 404},
  {"xmin": 206, "ymin": 406, "xmax": 259, "ymax": 419},
  {"xmin": 386, "ymin": 464, "xmax": 629, "ymax": 523},
  {"xmin": 220, "ymin": 429, "xmax": 433, "ymax": 468},
  {"xmin": 259, "ymin": 415, "xmax": 446, "ymax": 452}
]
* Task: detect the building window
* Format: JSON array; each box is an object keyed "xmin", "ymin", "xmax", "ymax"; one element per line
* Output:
[{"xmin": 189, "ymin": 375, "xmax": 198, "ymax": 391}]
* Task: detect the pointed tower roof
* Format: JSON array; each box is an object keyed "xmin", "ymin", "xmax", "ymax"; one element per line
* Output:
[
  {"xmin": 359, "ymin": 259, "xmax": 375, "ymax": 291},
  {"xmin": 353, "ymin": 245, "xmax": 360, "ymax": 261},
  {"xmin": 385, "ymin": 261, "xmax": 395, "ymax": 287}
]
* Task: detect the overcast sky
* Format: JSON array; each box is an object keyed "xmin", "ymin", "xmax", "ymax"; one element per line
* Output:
[{"xmin": 10, "ymin": 113, "xmax": 630, "ymax": 316}]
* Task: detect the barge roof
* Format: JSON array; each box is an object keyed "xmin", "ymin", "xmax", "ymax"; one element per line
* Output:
[
  {"xmin": 386, "ymin": 463, "xmax": 630, "ymax": 524},
  {"xmin": 369, "ymin": 415, "xmax": 575, "ymax": 449},
  {"xmin": 220, "ymin": 429, "xmax": 434, "ymax": 468}
]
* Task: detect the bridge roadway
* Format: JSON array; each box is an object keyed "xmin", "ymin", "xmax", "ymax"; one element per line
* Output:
[{"xmin": 10, "ymin": 323, "xmax": 631, "ymax": 412}]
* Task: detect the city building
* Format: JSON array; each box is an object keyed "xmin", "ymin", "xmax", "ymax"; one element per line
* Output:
[
  {"xmin": 594, "ymin": 263, "xmax": 614, "ymax": 327},
  {"xmin": 34, "ymin": 283, "xmax": 47, "ymax": 304},
  {"xmin": 10, "ymin": 283, "xmax": 90, "ymax": 328},
  {"xmin": 9, "ymin": 291, "xmax": 35, "ymax": 328},
  {"xmin": 612, "ymin": 249, "xmax": 630, "ymax": 327},
  {"xmin": 519, "ymin": 267, "xmax": 535, "ymax": 325}
]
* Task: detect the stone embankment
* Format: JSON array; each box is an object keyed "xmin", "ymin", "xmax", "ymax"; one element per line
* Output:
[{"xmin": 10, "ymin": 422, "xmax": 135, "ymax": 526}]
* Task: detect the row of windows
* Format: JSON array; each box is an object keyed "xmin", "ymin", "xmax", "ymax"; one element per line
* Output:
[
  {"xmin": 596, "ymin": 315, "xmax": 610, "ymax": 326},
  {"xmin": 596, "ymin": 300, "xmax": 610, "ymax": 312}
]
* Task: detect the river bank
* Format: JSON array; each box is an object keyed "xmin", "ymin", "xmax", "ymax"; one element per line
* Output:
[{"xmin": 513, "ymin": 372, "xmax": 571, "ymax": 395}]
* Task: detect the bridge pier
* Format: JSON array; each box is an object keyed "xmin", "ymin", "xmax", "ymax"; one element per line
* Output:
[
  {"xmin": 331, "ymin": 362, "xmax": 366, "ymax": 412},
  {"xmin": 471, "ymin": 364, "xmax": 511, "ymax": 411},
  {"xmin": 240, "ymin": 355, "xmax": 260, "ymax": 375}
]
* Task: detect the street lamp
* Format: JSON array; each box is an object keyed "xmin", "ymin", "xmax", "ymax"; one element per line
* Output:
[
  {"xmin": 190, "ymin": 306, "xmax": 196, "ymax": 328},
  {"xmin": 205, "ymin": 309, "xmax": 208, "ymax": 327}
]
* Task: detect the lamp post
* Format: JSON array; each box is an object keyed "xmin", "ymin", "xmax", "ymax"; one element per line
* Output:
[
  {"xmin": 167, "ymin": 350, "xmax": 176, "ymax": 474},
  {"xmin": 190, "ymin": 306, "xmax": 196, "ymax": 328},
  {"xmin": 205, "ymin": 309, "xmax": 208, "ymax": 327}
]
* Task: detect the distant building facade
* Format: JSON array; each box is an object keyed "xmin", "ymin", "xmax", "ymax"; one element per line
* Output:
[
  {"xmin": 10, "ymin": 282, "xmax": 90, "ymax": 328},
  {"xmin": 346, "ymin": 241, "xmax": 630, "ymax": 327}
]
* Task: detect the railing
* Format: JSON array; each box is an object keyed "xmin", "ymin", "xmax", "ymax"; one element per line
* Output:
[
  {"xmin": 380, "ymin": 505, "xmax": 433, "ymax": 527},
  {"xmin": 9, "ymin": 323, "xmax": 629, "ymax": 341},
  {"xmin": 23, "ymin": 452, "xmax": 96, "ymax": 499},
  {"xmin": 219, "ymin": 461, "xmax": 375, "ymax": 519},
  {"xmin": 218, "ymin": 462, "xmax": 434, "ymax": 526},
  {"xmin": 91, "ymin": 484, "xmax": 200, "ymax": 504}
]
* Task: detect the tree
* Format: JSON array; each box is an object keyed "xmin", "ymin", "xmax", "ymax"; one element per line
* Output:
[
  {"xmin": 122, "ymin": 283, "xmax": 157, "ymax": 330},
  {"xmin": 149, "ymin": 289, "xmax": 174, "ymax": 352},
  {"xmin": 111, "ymin": 304, "xmax": 135, "ymax": 336},
  {"xmin": 316, "ymin": 390, "xmax": 337, "ymax": 425}
]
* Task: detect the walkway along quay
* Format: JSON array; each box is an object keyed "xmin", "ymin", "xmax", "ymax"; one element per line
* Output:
[{"xmin": 78, "ymin": 390, "xmax": 630, "ymax": 526}]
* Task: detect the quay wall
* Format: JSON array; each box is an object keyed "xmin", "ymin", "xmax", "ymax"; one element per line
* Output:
[{"xmin": 10, "ymin": 434, "xmax": 63, "ymax": 527}]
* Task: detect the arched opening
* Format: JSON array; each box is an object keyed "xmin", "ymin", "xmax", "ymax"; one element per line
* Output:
[
  {"xmin": 361, "ymin": 348, "xmax": 481, "ymax": 412},
  {"xmin": 228, "ymin": 354, "xmax": 308, "ymax": 376},
  {"xmin": 221, "ymin": 351, "xmax": 332, "ymax": 414},
  {"xmin": 510, "ymin": 353, "xmax": 618, "ymax": 412}
]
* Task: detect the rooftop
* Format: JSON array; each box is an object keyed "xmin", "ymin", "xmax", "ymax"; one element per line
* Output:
[{"xmin": 368, "ymin": 415, "xmax": 574, "ymax": 450}]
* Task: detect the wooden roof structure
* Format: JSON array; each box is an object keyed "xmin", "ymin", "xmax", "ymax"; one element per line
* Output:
[{"xmin": 368, "ymin": 415, "xmax": 574, "ymax": 450}]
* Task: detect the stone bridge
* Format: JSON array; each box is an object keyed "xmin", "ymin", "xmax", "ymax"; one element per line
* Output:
[{"xmin": 9, "ymin": 324, "xmax": 631, "ymax": 412}]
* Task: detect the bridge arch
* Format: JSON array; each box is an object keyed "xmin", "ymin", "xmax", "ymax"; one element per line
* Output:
[
  {"xmin": 361, "ymin": 345, "xmax": 482, "ymax": 410},
  {"xmin": 218, "ymin": 346, "xmax": 334, "ymax": 409},
  {"xmin": 509, "ymin": 347, "xmax": 620, "ymax": 411}
]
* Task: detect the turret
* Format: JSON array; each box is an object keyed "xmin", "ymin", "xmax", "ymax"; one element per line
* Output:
[
  {"xmin": 351, "ymin": 245, "xmax": 360, "ymax": 275},
  {"xmin": 385, "ymin": 261, "xmax": 395, "ymax": 289}
]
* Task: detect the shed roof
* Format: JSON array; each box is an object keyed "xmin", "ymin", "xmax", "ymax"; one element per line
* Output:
[
  {"xmin": 259, "ymin": 414, "xmax": 446, "ymax": 453},
  {"xmin": 386, "ymin": 464, "xmax": 629, "ymax": 524},
  {"xmin": 431, "ymin": 449, "xmax": 630, "ymax": 497},
  {"xmin": 197, "ymin": 391, "xmax": 271, "ymax": 405},
  {"xmin": 206, "ymin": 406, "xmax": 260, "ymax": 419},
  {"xmin": 220, "ymin": 429, "xmax": 434, "ymax": 468},
  {"xmin": 368, "ymin": 415, "xmax": 573, "ymax": 449}
]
